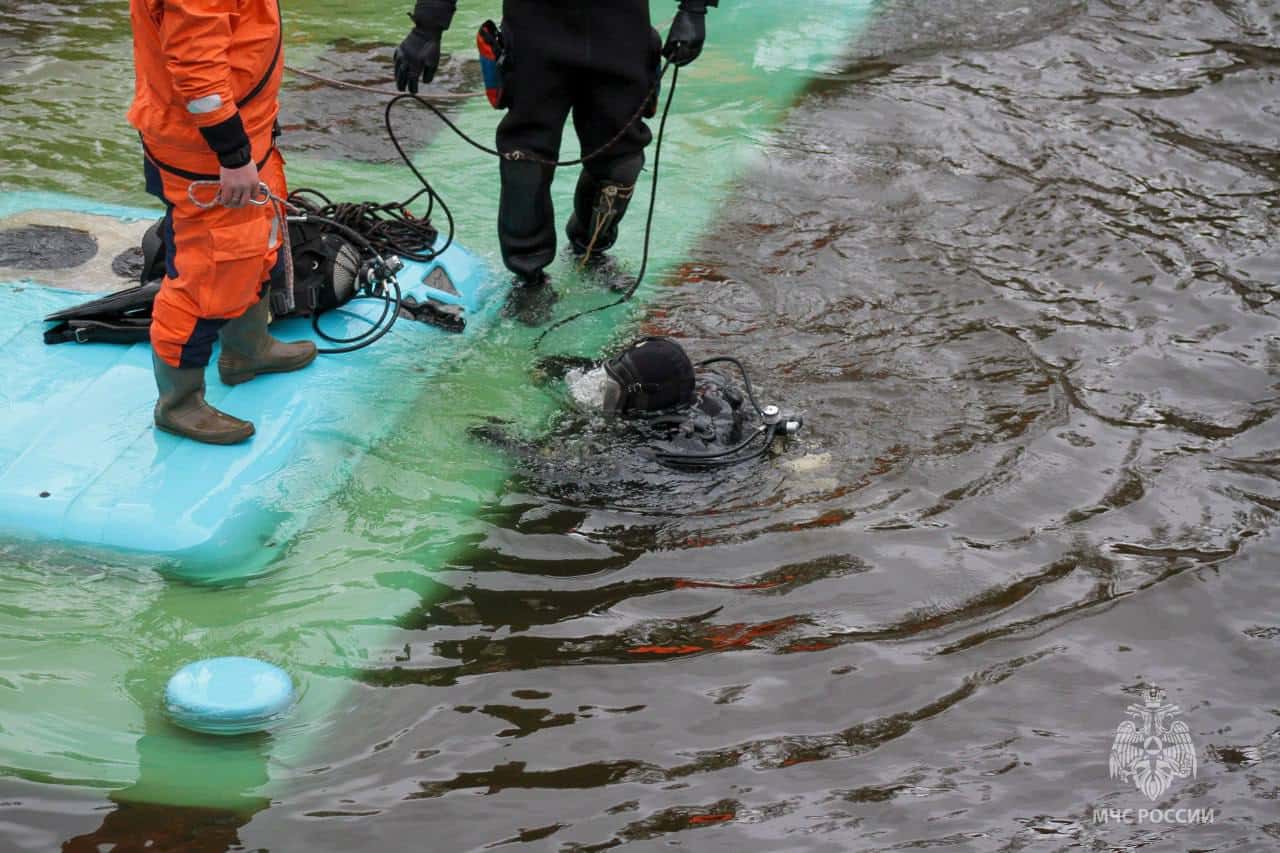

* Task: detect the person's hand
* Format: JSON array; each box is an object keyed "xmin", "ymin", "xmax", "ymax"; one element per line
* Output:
[
  {"xmin": 217, "ymin": 161, "xmax": 261, "ymax": 208},
  {"xmin": 663, "ymin": 8, "xmax": 707, "ymax": 67},
  {"xmin": 394, "ymin": 27, "xmax": 443, "ymax": 93}
]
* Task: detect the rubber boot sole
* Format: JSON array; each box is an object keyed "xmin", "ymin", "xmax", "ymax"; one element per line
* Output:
[{"xmin": 155, "ymin": 418, "xmax": 255, "ymax": 445}]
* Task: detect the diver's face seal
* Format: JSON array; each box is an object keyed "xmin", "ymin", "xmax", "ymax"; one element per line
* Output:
[
  {"xmin": 602, "ymin": 372, "xmax": 626, "ymax": 415},
  {"xmin": 602, "ymin": 336, "xmax": 696, "ymax": 416}
]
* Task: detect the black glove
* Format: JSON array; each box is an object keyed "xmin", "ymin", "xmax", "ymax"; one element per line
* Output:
[
  {"xmin": 663, "ymin": 1, "xmax": 709, "ymax": 67},
  {"xmin": 394, "ymin": 26, "xmax": 443, "ymax": 93}
]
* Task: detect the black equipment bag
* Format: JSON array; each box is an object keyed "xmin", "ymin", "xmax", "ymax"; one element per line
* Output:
[
  {"xmin": 43, "ymin": 217, "xmax": 362, "ymax": 346},
  {"xmin": 281, "ymin": 218, "xmax": 360, "ymax": 318}
]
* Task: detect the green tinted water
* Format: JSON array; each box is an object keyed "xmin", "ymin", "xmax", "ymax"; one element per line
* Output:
[{"xmin": 0, "ymin": 0, "xmax": 876, "ymax": 811}]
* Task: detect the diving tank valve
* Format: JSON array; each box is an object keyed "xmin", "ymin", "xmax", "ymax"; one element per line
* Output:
[{"xmin": 360, "ymin": 253, "xmax": 404, "ymax": 294}]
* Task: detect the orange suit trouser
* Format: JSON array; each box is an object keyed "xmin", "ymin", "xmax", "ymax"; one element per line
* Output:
[{"xmin": 144, "ymin": 148, "xmax": 287, "ymax": 368}]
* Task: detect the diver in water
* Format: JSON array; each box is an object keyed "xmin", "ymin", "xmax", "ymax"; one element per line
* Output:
[
  {"xmin": 393, "ymin": 1, "xmax": 720, "ymax": 319},
  {"xmin": 476, "ymin": 337, "xmax": 802, "ymax": 470}
]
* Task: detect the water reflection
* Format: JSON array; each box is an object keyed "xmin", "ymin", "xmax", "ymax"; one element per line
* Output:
[
  {"xmin": 312, "ymin": 0, "xmax": 1280, "ymax": 847},
  {"xmin": 61, "ymin": 729, "xmax": 270, "ymax": 853},
  {"xmin": 5, "ymin": 0, "xmax": 1280, "ymax": 848}
]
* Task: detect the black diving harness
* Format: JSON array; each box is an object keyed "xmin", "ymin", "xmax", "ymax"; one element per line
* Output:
[{"xmin": 649, "ymin": 357, "xmax": 803, "ymax": 469}]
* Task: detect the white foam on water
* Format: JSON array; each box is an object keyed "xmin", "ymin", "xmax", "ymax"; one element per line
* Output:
[{"xmin": 565, "ymin": 365, "xmax": 609, "ymax": 411}]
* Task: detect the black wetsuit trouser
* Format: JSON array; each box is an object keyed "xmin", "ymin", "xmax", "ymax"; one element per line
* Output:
[{"xmin": 496, "ymin": 0, "xmax": 659, "ymax": 281}]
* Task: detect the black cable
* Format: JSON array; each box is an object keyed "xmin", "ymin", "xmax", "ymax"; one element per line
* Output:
[
  {"xmin": 653, "ymin": 424, "xmax": 780, "ymax": 468},
  {"xmin": 383, "ymin": 96, "xmax": 457, "ymax": 259},
  {"xmin": 281, "ymin": 209, "xmax": 405, "ymax": 354},
  {"xmin": 696, "ymin": 356, "xmax": 765, "ymax": 416},
  {"xmin": 379, "ymin": 63, "xmax": 673, "ymax": 271},
  {"xmin": 312, "ymin": 276, "xmax": 403, "ymax": 355},
  {"xmin": 385, "ymin": 64, "xmax": 671, "ymax": 168}
]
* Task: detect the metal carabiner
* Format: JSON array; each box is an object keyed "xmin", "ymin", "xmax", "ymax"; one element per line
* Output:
[
  {"xmin": 247, "ymin": 182, "xmax": 273, "ymax": 206},
  {"xmin": 188, "ymin": 180, "xmax": 274, "ymax": 209}
]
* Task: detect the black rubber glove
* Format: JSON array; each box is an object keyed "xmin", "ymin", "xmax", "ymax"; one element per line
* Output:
[
  {"xmin": 663, "ymin": 1, "xmax": 709, "ymax": 67},
  {"xmin": 394, "ymin": 26, "xmax": 443, "ymax": 93}
]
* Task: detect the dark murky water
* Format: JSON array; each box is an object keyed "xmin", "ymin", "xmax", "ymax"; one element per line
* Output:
[{"xmin": 5, "ymin": 0, "xmax": 1280, "ymax": 849}]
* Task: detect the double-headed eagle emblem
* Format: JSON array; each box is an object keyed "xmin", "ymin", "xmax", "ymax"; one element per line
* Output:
[{"xmin": 1109, "ymin": 688, "xmax": 1197, "ymax": 800}]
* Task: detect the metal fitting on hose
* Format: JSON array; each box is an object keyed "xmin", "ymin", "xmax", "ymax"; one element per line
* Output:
[{"xmin": 761, "ymin": 405, "xmax": 802, "ymax": 437}]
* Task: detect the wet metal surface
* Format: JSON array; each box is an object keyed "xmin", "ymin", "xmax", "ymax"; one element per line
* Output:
[{"xmin": 3, "ymin": 0, "xmax": 1280, "ymax": 850}]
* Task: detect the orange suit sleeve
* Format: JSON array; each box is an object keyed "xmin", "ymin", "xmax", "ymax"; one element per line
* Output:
[{"xmin": 158, "ymin": 0, "xmax": 251, "ymax": 164}]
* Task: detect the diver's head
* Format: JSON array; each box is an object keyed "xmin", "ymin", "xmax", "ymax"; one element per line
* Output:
[{"xmin": 602, "ymin": 337, "xmax": 696, "ymax": 416}]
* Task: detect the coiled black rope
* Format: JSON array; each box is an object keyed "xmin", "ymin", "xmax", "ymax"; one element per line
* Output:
[{"xmin": 286, "ymin": 188, "xmax": 440, "ymax": 263}]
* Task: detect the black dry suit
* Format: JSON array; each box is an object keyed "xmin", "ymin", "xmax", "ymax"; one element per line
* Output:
[
  {"xmin": 410, "ymin": 0, "xmax": 717, "ymax": 281},
  {"xmin": 497, "ymin": 0, "xmax": 661, "ymax": 280}
]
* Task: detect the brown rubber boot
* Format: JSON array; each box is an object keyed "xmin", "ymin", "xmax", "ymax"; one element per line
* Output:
[
  {"xmin": 217, "ymin": 297, "xmax": 317, "ymax": 386},
  {"xmin": 153, "ymin": 352, "xmax": 255, "ymax": 444}
]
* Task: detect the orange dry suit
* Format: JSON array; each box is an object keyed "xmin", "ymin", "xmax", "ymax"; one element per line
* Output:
[{"xmin": 128, "ymin": 0, "xmax": 287, "ymax": 368}]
